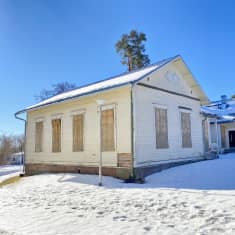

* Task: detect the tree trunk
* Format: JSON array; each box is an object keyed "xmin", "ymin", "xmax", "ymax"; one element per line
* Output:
[{"xmin": 128, "ymin": 57, "xmax": 132, "ymax": 71}]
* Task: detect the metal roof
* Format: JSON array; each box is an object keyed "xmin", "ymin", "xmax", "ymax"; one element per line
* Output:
[{"xmin": 16, "ymin": 55, "xmax": 179, "ymax": 114}]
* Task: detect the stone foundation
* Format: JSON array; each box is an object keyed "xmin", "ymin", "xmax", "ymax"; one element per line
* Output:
[
  {"xmin": 25, "ymin": 163, "xmax": 131, "ymax": 179},
  {"xmin": 134, "ymin": 158, "xmax": 206, "ymax": 180}
]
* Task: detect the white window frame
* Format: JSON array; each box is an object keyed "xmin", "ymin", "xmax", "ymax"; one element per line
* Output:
[
  {"xmin": 179, "ymin": 108, "xmax": 192, "ymax": 148},
  {"xmin": 51, "ymin": 113, "xmax": 63, "ymax": 153},
  {"xmin": 100, "ymin": 103, "xmax": 117, "ymax": 152},
  {"xmin": 153, "ymin": 104, "xmax": 169, "ymax": 149},
  {"xmin": 71, "ymin": 109, "xmax": 86, "ymax": 152},
  {"xmin": 34, "ymin": 119, "xmax": 44, "ymax": 153}
]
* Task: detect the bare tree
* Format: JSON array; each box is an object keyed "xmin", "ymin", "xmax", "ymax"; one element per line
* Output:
[
  {"xmin": 0, "ymin": 134, "xmax": 24, "ymax": 165},
  {"xmin": 35, "ymin": 82, "xmax": 76, "ymax": 101}
]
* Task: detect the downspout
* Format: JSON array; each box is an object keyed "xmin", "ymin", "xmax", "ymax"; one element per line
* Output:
[
  {"xmin": 14, "ymin": 110, "xmax": 27, "ymax": 174},
  {"xmin": 130, "ymin": 83, "xmax": 135, "ymax": 178}
]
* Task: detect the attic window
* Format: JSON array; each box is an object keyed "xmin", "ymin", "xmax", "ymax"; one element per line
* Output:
[{"xmin": 165, "ymin": 71, "xmax": 179, "ymax": 82}]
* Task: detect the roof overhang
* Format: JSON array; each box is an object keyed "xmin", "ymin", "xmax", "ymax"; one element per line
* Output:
[
  {"xmin": 15, "ymin": 82, "xmax": 132, "ymax": 115},
  {"xmin": 15, "ymin": 55, "xmax": 208, "ymax": 116},
  {"xmin": 172, "ymin": 57, "xmax": 209, "ymax": 105}
]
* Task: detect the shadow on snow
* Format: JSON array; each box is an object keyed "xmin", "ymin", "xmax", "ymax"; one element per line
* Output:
[{"xmin": 59, "ymin": 154, "xmax": 235, "ymax": 191}]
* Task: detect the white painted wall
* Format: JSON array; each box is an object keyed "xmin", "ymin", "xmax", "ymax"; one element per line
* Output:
[
  {"xmin": 133, "ymin": 62, "xmax": 204, "ymax": 167},
  {"xmin": 26, "ymin": 86, "xmax": 132, "ymax": 167}
]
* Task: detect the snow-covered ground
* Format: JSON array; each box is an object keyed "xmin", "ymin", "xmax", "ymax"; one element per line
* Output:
[
  {"xmin": 1, "ymin": 154, "xmax": 235, "ymax": 235},
  {"xmin": 0, "ymin": 165, "xmax": 23, "ymax": 184}
]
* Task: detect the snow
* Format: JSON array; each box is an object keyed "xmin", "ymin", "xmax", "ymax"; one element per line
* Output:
[
  {"xmin": 0, "ymin": 165, "xmax": 23, "ymax": 184},
  {"xmin": 26, "ymin": 57, "xmax": 175, "ymax": 111},
  {"xmin": 201, "ymin": 99, "xmax": 235, "ymax": 120},
  {"xmin": 1, "ymin": 154, "xmax": 235, "ymax": 234}
]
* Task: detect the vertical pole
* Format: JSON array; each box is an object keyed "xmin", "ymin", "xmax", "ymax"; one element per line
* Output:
[
  {"xmin": 207, "ymin": 118, "xmax": 211, "ymax": 150},
  {"xmin": 130, "ymin": 85, "xmax": 134, "ymax": 178},
  {"xmin": 14, "ymin": 112, "xmax": 26, "ymax": 175},
  {"xmin": 98, "ymin": 104, "xmax": 102, "ymax": 186},
  {"xmin": 215, "ymin": 118, "xmax": 219, "ymax": 156},
  {"xmin": 23, "ymin": 121, "xmax": 26, "ymax": 173}
]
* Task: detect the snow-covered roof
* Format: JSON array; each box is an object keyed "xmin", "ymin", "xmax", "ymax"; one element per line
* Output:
[
  {"xmin": 19, "ymin": 56, "xmax": 178, "ymax": 112},
  {"xmin": 11, "ymin": 152, "xmax": 24, "ymax": 156},
  {"xmin": 16, "ymin": 54, "xmax": 208, "ymax": 115},
  {"xmin": 201, "ymin": 99, "xmax": 235, "ymax": 121}
]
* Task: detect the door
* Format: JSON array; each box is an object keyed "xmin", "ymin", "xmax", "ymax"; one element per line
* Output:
[{"xmin": 229, "ymin": 131, "xmax": 235, "ymax": 148}]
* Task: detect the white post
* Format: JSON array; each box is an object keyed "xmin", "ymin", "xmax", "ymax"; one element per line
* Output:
[
  {"xmin": 96, "ymin": 99, "xmax": 104, "ymax": 186},
  {"xmin": 207, "ymin": 118, "xmax": 212, "ymax": 150},
  {"xmin": 215, "ymin": 118, "xmax": 220, "ymax": 155},
  {"xmin": 98, "ymin": 104, "xmax": 102, "ymax": 186}
]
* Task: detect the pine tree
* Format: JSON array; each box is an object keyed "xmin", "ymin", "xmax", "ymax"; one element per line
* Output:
[{"xmin": 115, "ymin": 30, "xmax": 150, "ymax": 71}]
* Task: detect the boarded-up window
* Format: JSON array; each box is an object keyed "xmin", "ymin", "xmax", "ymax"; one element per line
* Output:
[
  {"xmin": 73, "ymin": 114, "xmax": 84, "ymax": 152},
  {"xmin": 35, "ymin": 121, "xmax": 43, "ymax": 152},
  {"xmin": 155, "ymin": 108, "xmax": 168, "ymax": 148},
  {"xmin": 101, "ymin": 109, "xmax": 115, "ymax": 151},
  {"xmin": 52, "ymin": 119, "xmax": 61, "ymax": 152},
  {"xmin": 181, "ymin": 112, "xmax": 192, "ymax": 148}
]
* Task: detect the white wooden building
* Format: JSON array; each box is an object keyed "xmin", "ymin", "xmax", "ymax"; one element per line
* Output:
[{"xmin": 16, "ymin": 55, "xmax": 209, "ymax": 179}]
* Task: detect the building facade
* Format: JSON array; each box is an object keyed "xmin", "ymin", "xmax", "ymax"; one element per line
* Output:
[{"xmin": 16, "ymin": 55, "xmax": 209, "ymax": 179}]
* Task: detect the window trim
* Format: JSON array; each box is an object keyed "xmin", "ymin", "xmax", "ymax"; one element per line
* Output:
[
  {"xmin": 51, "ymin": 113, "xmax": 63, "ymax": 120},
  {"xmin": 34, "ymin": 117, "xmax": 45, "ymax": 122},
  {"xmin": 70, "ymin": 108, "xmax": 86, "ymax": 116},
  {"xmin": 72, "ymin": 112, "xmax": 85, "ymax": 152},
  {"xmin": 51, "ymin": 117, "xmax": 63, "ymax": 153},
  {"xmin": 153, "ymin": 104, "xmax": 169, "ymax": 149},
  {"xmin": 35, "ymin": 120, "xmax": 43, "ymax": 153},
  {"xmin": 180, "ymin": 110, "xmax": 192, "ymax": 148},
  {"xmin": 100, "ymin": 104, "xmax": 117, "ymax": 152}
]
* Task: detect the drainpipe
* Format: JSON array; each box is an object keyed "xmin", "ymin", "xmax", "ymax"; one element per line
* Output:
[
  {"xmin": 14, "ymin": 110, "xmax": 26, "ymax": 175},
  {"xmin": 130, "ymin": 83, "xmax": 135, "ymax": 178}
]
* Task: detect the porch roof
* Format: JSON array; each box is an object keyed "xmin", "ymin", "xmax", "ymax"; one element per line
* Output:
[{"xmin": 201, "ymin": 99, "xmax": 235, "ymax": 121}]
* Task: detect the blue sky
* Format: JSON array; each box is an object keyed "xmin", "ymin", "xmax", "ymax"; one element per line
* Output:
[{"xmin": 0, "ymin": 0, "xmax": 235, "ymax": 134}]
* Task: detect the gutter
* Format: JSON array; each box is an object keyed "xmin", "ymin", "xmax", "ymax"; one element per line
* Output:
[{"xmin": 14, "ymin": 111, "xmax": 27, "ymax": 175}]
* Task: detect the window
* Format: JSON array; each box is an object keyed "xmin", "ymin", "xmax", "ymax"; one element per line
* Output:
[
  {"xmin": 73, "ymin": 114, "xmax": 84, "ymax": 152},
  {"xmin": 181, "ymin": 112, "xmax": 192, "ymax": 148},
  {"xmin": 35, "ymin": 121, "xmax": 43, "ymax": 152},
  {"xmin": 101, "ymin": 108, "xmax": 115, "ymax": 151},
  {"xmin": 52, "ymin": 119, "xmax": 61, "ymax": 152},
  {"xmin": 155, "ymin": 107, "xmax": 168, "ymax": 148}
]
